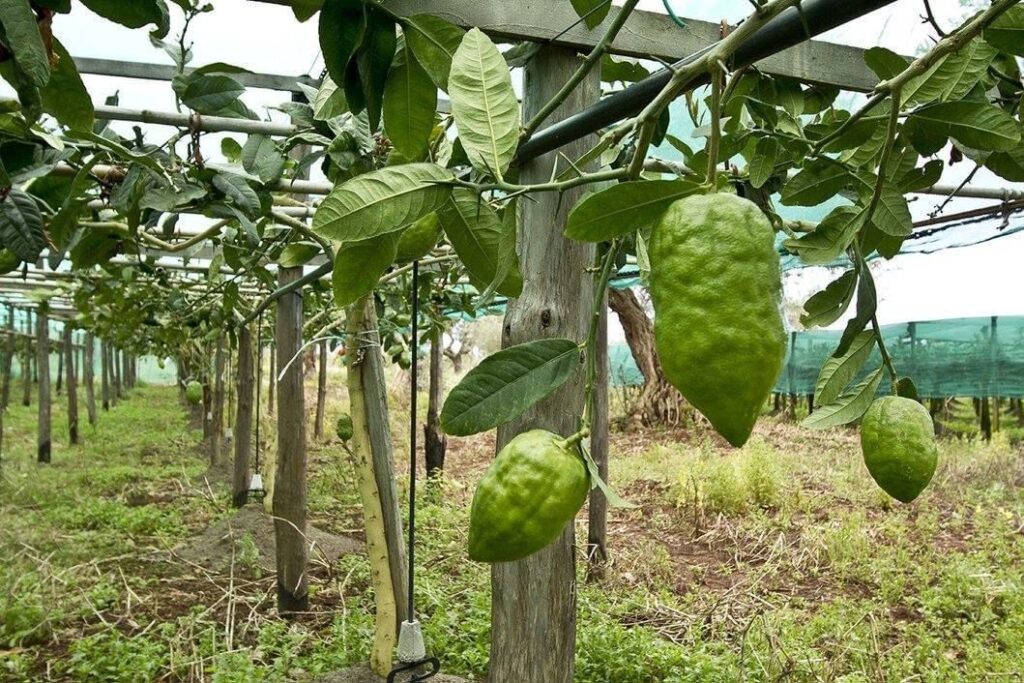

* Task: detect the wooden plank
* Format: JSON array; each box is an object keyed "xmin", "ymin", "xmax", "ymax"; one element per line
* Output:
[
  {"xmin": 37, "ymin": 307, "xmax": 51, "ymax": 463},
  {"xmin": 74, "ymin": 56, "xmax": 318, "ymax": 93},
  {"xmin": 252, "ymin": 0, "xmax": 885, "ymax": 91},
  {"xmin": 64, "ymin": 325, "xmax": 79, "ymax": 445},
  {"xmin": 233, "ymin": 325, "xmax": 254, "ymax": 508}
]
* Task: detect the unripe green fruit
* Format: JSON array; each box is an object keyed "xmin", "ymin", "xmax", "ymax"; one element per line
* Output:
[
  {"xmin": 336, "ymin": 413, "xmax": 354, "ymax": 442},
  {"xmin": 395, "ymin": 213, "xmax": 441, "ymax": 263},
  {"xmin": 860, "ymin": 396, "xmax": 938, "ymax": 503},
  {"xmin": 650, "ymin": 193, "xmax": 787, "ymax": 447},
  {"xmin": 469, "ymin": 430, "xmax": 590, "ymax": 563},
  {"xmin": 185, "ymin": 380, "xmax": 203, "ymax": 405},
  {"xmin": 0, "ymin": 249, "xmax": 20, "ymax": 275}
]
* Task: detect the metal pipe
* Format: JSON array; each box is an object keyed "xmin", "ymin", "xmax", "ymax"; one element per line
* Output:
[
  {"xmin": 516, "ymin": 0, "xmax": 899, "ymax": 162},
  {"xmin": 95, "ymin": 105, "xmax": 299, "ymax": 137}
]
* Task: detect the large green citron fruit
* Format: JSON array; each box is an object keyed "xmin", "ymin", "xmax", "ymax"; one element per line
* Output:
[
  {"xmin": 0, "ymin": 249, "xmax": 20, "ymax": 275},
  {"xmin": 185, "ymin": 380, "xmax": 203, "ymax": 406},
  {"xmin": 468, "ymin": 430, "xmax": 590, "ymax": 563},
  {"xmin": 336, "ymin": 413, "xmax": 354, "ymax": 442},
  {"xmin": 860, "ymin": 396, "xmax": 938, "ymax": 503},
  {"xmin": 649, "ymin": 193, "xmax": 787, "ymax": 447},
  {"xmin": 395, "ymin": 213, "xmax": 441, "ymax": 264}
]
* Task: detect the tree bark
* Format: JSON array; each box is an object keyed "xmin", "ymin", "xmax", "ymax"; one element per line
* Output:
[
  {"xmin": 490, "ymin": 46, "xmax": 598, "ymax": 683},
  {"xmin": 210, "ymin": 335, "xmax": 226, "ymax": 468},
  {"xmin": 273, "ymin": 267, "xmax": 309, "ymax": 614},
  {"xmin": 234, "ymin": 326, "xmax": 254, "ymax": 508},
  {"xmin": 101, "ymin": 341, "xmax": 110, "ymax": 411},
  {"xmin": 424, "ymin": 337, "xmax": 446, "ymax": 477},
  {"xmin": 37, "ymin": 308, "xmax": 50, "ymax": 464},
  {"xmin": 64, "ymin": 326, "xmax": 78, "ymax": 445},
  {"xmin": 607, "ymin": 287, "xmax": 687, "ymax": 427},
  {"xmin": 587, "ymin": 291, "xmax": 609, "ymax": 581},
  {"xmin": 314, "ymin": 339, "xmax": 327, "ymax": 439},
  {"xmin": 84, "ymin": 333, "xmax": 96, "ymax": 427}
]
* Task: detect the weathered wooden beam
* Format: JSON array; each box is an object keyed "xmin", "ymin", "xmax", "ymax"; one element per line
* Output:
[
  {"xmin": 251, "ymin": 0, "xmax": 887, "ymax": 91},
  {"xmin": 84, "ymin": 333, "xmax": 97, "ymax": 427},
  {"xmin": 74, "ymin": 56, "xmax": 318, "ymax": 93},
  {"xmin": 234, "ymin": 325, "xmax": 254, "ymax": 508},
  {"xmin": 64, "ymin": 324, "xmax": 79, "ymax": 445},
  {"xmin": 37, "ymin": 307, "xmax": 51, "ymax": 463}
]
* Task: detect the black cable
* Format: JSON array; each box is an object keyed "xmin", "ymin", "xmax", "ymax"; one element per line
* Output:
[{"xmin": 408, "ymin": 260, "xmax": 419, "ymax": 621}]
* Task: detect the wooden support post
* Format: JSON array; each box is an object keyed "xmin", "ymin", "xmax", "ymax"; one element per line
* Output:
[
  {"xmin": 587, "ymin": 290, "xmax": 609, "ymax": 581},
  {"xmin": 21, "ymin": 310, "xmax": 31, "ymax": 407},
  {"xmin": 110, "ymin": 347, "xmax": 120, "ymax": 406},
  {"xmin": 101, "ymin": 341, "xmax": 110, "ymax": 411},
  {"xmin": 1, "ymin": 306, "xmax": 14, "ymax": 411},
  {"xmin": 234, "ymin": 326, "xmax": 254, "ymax": 508},
  {"xmin": 981, "ymin": 397, "xmax": 992, "ymax": 441},
  {"xmin": 424, "ymin": 336, "xmax": 447, "ymax": 477},
  {"xmin": 490, "ymin": 45, "xmax": 598, "ymax": 683},
  {"xmin": 314, "ymin": 339, "xmax": 327, "ymax": 440},
  {"xmin": 37, "ymin": 307, "xmax": 51, "ymax": 464},
  {"xmin": 64, "ymin": 325, "xmax": 79, "ymax": 445},
  {"xmin": 807, "ymin": 393, "xmax": 815, "ymax": 415},
  {"xmin": 55, "ymin": 336, "xmax": 63, "ymax": 395},
  {"xmin": 210, "ymin": 334, "xmax": 226, "ymax": 468},
  {"xmin": 84, "ymin": 334, "xmax": 97, "ymax": 427},
  {"xmin": 273, "ymin": 267, "xmax": 309, "ymax": 614},
  {"xmin": 267, "ymin": 343, "xmax": 276, "ymax": 415}
]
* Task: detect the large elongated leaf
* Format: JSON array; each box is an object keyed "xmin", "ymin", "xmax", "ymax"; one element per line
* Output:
[
  {"xmin": 570, "ymin": 0, "xmax": 611, "ymax": 29},
  {"xmin": 905, "ymin": 102, "xmax": 1020, "ymax": 152},
  {"xmin": 801, "ymin": 269, "xmax": 857, "ymax": 328},
  {"xmin": 384, "ymin": 43, "xmax": 437, "ymax": 159},
  {"xmin": 784, "ymin": 205, "xmax": 864, "ymax": 266},
  {"xmin": 313, "ymin": 163, "xmax": 453, "ymax": 241},
  {"xmin": 749, "ymin": 138, "xmax": 779, "ymax": 189},
  {"xmin": 835, "ymin": 267, "xmax": 877, "ymax": 358},
  {"xmin": 565, "ymin": 180, "xmax": 700, "ymax": 242},
  {"xmin": 780, "ymin": 159, "xmax": 852, "ymax": 206},
  {"xmin": 984, "ymin": 5, "xmax": 1024, "ymax": 56},
  {"xmin": 404, "ymin": 14, "xmax": 465, "ymax": 91},
  {"xmin": 319, "ymin": 0, "xmax": 364, "ymax": 86},
  {"xmin": 449, "ymin": 28, "xmax": 520, "ymax": 177},
  {"xmin": 212, "ymin": 173, "xmax": 261, "ymax": 218},
  {"xmin": 0, "ymin": 188, "xmax": 44, "ymax": 261},
  {"xmin": 80, "ymin": 0, "xmax": 168, "ymax": 35},
  {"xmin": 440, "ymin": 339, "xmax": 580, "ymax": 436},
  {"xmin": 332, "ymin": 233, "xmax": 400, "ymax": 307},
  {"xmin": 802, "ymin": 367, "xmax": 884, "ymax": 430},
  {"xmin": 902, "ymin": 39, "xmax": 997, "ymax": 106},
  {"xmin": 438, "ymin": 189, "xmax": 523, "ymax": 298},
  {"xmin": 181, "ymin": 74, "xmax": 245, "ymax": 114},
  {"xmin": 356, "ymin": 7, "xmax": 396, "ymax": 133},
  {"xmin": 871, "ymin": 183, "xmax": 912, "ymax": 237},
  {"xmin": 0, "ymin": 0, "xmax": 51, "ymax": 87},
  {"xmin": 242, "ymin": 134, "xmax": 286, "ymax": 185},
  {"xmin": 815, "ymin": 330, "xmax": 876, "ymax": 406},
  {"xmin": 40, "ymin": 40, "xmax": 93, "ymax": 130}
]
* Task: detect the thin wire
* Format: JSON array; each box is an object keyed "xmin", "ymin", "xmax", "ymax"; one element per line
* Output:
[
  {"xmin": 661, "ymin": 0, "xmax": 688, "ymax": 28},
  {"xmin": 407, "ymin": 260, "xmax": 418, "ymax": 621}
]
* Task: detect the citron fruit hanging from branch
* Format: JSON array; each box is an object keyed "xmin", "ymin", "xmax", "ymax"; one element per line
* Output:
[
  {"xmin": 649, "ymin": 193, "xmax": 787, "ymax": 447},
  {"xmin": 468, "ymin": 430, "xmax": 590, "ymax": 563},
  {"xmin": 860, "ymin": 396, "xmax": 938, "ymax": 503},
  {"xmin": 395, "ymin": 213, "xmax": 441, "ymax": 264},
  {"xmin": 336, "ymin": 413, "xmax": 354, "ymax": 442},
  {"xmin": 185, "ymin": 380, "xmax": 203, "ymax": 405}
]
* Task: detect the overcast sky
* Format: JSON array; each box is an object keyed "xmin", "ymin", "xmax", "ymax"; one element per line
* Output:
[{"xmin": 25, "ymin": 0, "xmax": 1024, "ymax": 336}]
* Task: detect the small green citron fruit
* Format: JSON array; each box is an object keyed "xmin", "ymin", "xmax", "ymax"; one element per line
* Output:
[
  {"xmin": 185, "ymin": 380, "xmax": 203, "ymax": 405},
  {"xmin": 395, "ymin": 213, "xmax": 441, "ymax": 264},
  {"xmin": 649, "ymin": 193, "xmax": 787, "ymax": 447},
  {"xmin": 336, "ymin": 413, "xmax": 354, "ymax": 442},
  {"xmin": 468, "ymin": 430, "xmax": 590, "ymax": 563},
  {"xmin": 860, "ymin": 396, "xmax": 938, "ymax": 503},
  {"xmin": 0, "ymin": 249, "xmax": 20, "ymax": 275}
]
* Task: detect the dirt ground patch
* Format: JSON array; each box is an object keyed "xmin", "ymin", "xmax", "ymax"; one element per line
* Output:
[
  {"xmin": 175, "ymin": 505, "xmax": 362, "ymax": 574},
  {"xmin": 315, "ymin": 664, "xmax": 470, "ymax": 683}
]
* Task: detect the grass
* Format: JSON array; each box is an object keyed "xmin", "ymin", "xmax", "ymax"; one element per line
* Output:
[{"xmin": 1, "ymin": 382, "xmax": 1023, "ymax": 681}]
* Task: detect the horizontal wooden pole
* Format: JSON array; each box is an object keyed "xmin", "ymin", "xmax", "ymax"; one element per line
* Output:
[
  {"xmin": 74, "ymin": 56, "xmax": 318, "ymax": 93},
  {"xmin": 250, "ymin": 0, "xmax": 889, "ymax": 91}
]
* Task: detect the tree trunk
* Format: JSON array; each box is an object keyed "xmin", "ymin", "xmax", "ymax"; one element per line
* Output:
[
  {"xmin": 490, "ymin": 46, "xmax": 598, "ymax": 683},
  {"xmin": 210, "ymin": 335, "xmax": 226, "ymax": 468},
  {"xmin": 314, "ymin": 340, "xmax": 327, "ymax": 439},
  {"xmin": 1014, "ymin": 397, "xmax": 1024, "ymax": 427},
  {"xmin": 587, "ymin": 291, "xmax": 609, "ymax": 581},
  {"xmin": 37, "ymin": 308, "xmax": 50, "ymax": 464},
  {"xmin": 65, "ymin": 326, "xmax": 78, "ymax": 445},
  {"xmin": 980, "ymin": 397, "xmax": 992, "ymax": 441},
  {"xmin": 424, "ymin": 337, "xmax": 446, "ymax": 477},
  {"xmin": 273, "ymin": 267, "xmax": 309, "ymax": 614},
  {"xmin": 346, "ymin": 296, "xmax": 399, "ymax": 675},
  {"xmin": 84, "ymin": 333, "xmax": 96, "ymax": 427},
  {"xmin": 607, "ymin": 287, "xmax": 687, "ymax": 427},
  {"xmin": 806, "ymin": 393, "xmax": 815, "ymax": 415},
  {"xmin": 234, "ymin": 326, "xmax": 254, "ymax": 508},
  {"xmin": 110, "ymin": 347, "xmax": 120, "ymax": 407},
  {"xmin": 101, "ymin": 341, "xmax": 110, "ymax": 411}
]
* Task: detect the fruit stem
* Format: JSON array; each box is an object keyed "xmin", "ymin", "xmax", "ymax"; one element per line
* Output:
[{"xmin": 561, "ymin": 427, "xmax": 592, "ymax": 449}]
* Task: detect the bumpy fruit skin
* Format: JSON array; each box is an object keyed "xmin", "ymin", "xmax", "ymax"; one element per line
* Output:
[
  {"xmin": 185, "ymin": 380, "xmax": 203, "ymax": 405},
  {"xmin": 336, "ymin": 413, "xmax": 354, "ymax": 442},
  {"xmin": 860, "ymin": 396, "xmax": 938, "ymax": 503},
  {"xmin": 650, "ymin": 193, "xmax": 787, "ymax": 447},
  {"xmin": 469, "ymin": 430, "xmax": 590, "ymax": 563},
  {"xmin": 0, "ymin": 249, "xmax": 20, "ymax": 275},
  {"xmin": 395, "ymin": 213, "xmax": 441, "ymax": 264}
]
